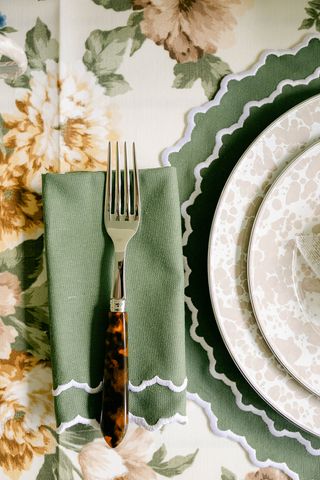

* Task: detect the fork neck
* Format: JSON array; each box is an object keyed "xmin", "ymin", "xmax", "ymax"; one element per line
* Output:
[{"xmin": 110, "ymin": 251, "xmax": 126, "ymax": 312}]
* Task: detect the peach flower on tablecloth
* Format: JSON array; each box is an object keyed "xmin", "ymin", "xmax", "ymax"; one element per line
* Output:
[
  {"xmin": 79, "ymin": 426, "xmax": 156, "ymax": 480},
  {"xmin": 133, "ymin": 0, "xmax": 241, "ymax": 63},
  {"xmin": 0, "ymin": 271, "xmax": 21, "ymax": 317},
  {"xmin": 245, "ymin": 467, "xmax": 291, "ymax": 480}
]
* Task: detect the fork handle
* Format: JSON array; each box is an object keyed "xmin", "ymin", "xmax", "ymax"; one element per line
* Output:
[{"xmin": 101, "ymin": 310, "xmax": 128, "ymax": 448}]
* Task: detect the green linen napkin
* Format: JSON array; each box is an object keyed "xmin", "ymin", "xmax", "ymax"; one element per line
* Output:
[{"xmin": 43, "ymin": 167, "xmax": 186, "ymax": 429}]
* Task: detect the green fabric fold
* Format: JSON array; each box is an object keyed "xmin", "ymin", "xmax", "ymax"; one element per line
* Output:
[{"xmin": 43, "ymin": 167, "xmax": 186, "ymax": 426}]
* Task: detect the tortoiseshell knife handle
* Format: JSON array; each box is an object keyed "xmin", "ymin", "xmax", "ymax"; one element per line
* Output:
[{"xmin": 101, "ymin": 311, "xmax": 128, "ymax": 448}]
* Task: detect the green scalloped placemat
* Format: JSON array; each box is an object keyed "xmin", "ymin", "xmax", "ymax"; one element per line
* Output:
[
  {"xmin": 169, "ymin": 36, "xmax": 320, "ymax": 479},
  {"xmin": 170, "ymin": 36, "xmax": 320, "ymax": 204}
]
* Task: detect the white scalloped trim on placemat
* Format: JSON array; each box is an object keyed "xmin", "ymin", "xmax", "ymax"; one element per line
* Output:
[
  {"xmin": 52, "ymin": 376, "xmax": 188, "ymax": 396},
  {"xmin": 162, "ymin": 33, "xmax": 320, "ymax": 166},
  {"xmin": 187, "ymin": 392, "xmax": 300, "ymax": 480},
  {"xmin": 185, "ymin": 299, "xmax": 320, "ymax": 459},
  {"xmin": 162, "ymin": 33, "xmax": 320, "ymax": 454},
  {"xmin": 55, "ymin": 412, "xmax": 187, "ymax": 435},
  {"xmin": 182, "ymin": 75, "xmax": 320, "ymax": 444}
]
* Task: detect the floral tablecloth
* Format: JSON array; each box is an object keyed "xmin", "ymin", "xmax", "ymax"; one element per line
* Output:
[{"xmin": 0, "ymin": 1, "xmax": 318, "ymax": 479}]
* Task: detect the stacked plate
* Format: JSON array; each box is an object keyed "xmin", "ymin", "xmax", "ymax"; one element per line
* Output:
[{"xmin": 208, "ymin": 94, "xmax": 320, "ymax": 436}]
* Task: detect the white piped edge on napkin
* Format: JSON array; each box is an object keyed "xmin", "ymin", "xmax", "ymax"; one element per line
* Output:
[
  {"xmin": 52, "ymin": 376, "xmax": 188, "ymax": 396},
  {"xmin": 129, "ymin": 376, "xmax": 188, "ymax": 393},
  {"xmin": 55, "ymin": 412, "xmax": 187, "ymax": 434},
  {"xmin": 52, "ymin": 380, "xmax": 103, "ymax": 396},
  {"xmin": 56, "ymin": 416, "xmax": 100, "ymax": 434},
  {"xmin": 162, "ymin": 33, "xmax": 320, "ymax": 456},
  {"xmin": 129, "ymin": 412, "xmax": 188, "ymax": 430}
]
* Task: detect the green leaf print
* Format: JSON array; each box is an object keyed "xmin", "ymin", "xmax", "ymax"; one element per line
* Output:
[
  {"xmin": 0, "ymin": 240, "xmax": 47, "ymax": 361},
  {"xmin": 309, "ymin": 0, "xmax": 320, "ymax": 7},
  {"xmin": 306, "ymin": 7, "xmax": 318, "ymax": 16},
  {"xmin": 21, "ymin": 281, "xmax": 49, "ymax": 329},
  {"xmin": 58, "ymin": 425, "xmax": 101, "ymax": 452},
  {"xmin": 92, "ymin": 0, "xmax": 132, "ymax": 10},
  {"xmin": 149, "ymin": 444, "xmax": 167, "ymax": 465},
  {"xmin": 0, "ymin": 26, "xmax": 17, "ymax": 35},
  {"xmin": 84, "ymin": 28, "xmax": 129, "ymax": 74},
  {"xmin": 0, "ymin": 237, "xmax": 44, "ymax": 291},
  {"xmin": 221, "ymin": 466, "xmax": 237, "ymax": 480},
  {"xmin": 37, "ymin": 449, "xmax": 82, "ymax": 480},
  {"xmin": 173, "ymin": 54, "xmax": 231, "ymax": 100},
  {"xmin": 37, "ymin": 453, "xmax": 58, "ymax": 480},
  {"xmin": 3, "ymin": 18, "xmax": 58, "ymax": 89},
  {"xmin": 299, "ymin": 0, "xmax": 320, "ymax": 31},
  {"xmin": 0, "ymin": 55, "xmax": 30, "ymax": 88},
  {"xmin": 299, "ymin": 17, "xmax": 315, "ymax": 29},
  {"xmin": 5, "ymin": 315, "xmax": 50, "ymax": 360},
  {"xmin": 83, "ymin": 11, "xmax": 146, "ymax": 95},
  {"xmin": 5, "ymin": 71, "xmax": 31, "ymax": 88},
  {"xmin": 0, "ymin": 113, "xmax": 8, "ymax": 154},
  {"xmin": 99, "ymin": 72, "xmax": 130, "ymax": 95},
  {"xmin": 127, "ymin": 11, "xmax": 146, "ymax": 56},
  {"xmin": 83, "ymin": 27, "xmax": 131, "ymax": 96},
  {"xmin": 26, "ymin": 17, "xmax": 59, "ymax": 70},
  {"xmin": 148, "ymin": 444, "xmax": 198, "ymax": 477},
  {"xmin": 15, "ymin": 280, "xmax": 49, "ymax": 329},
  {"xmin": 23, "ymin": 282, "xmax": 48, "ymax": 308}
]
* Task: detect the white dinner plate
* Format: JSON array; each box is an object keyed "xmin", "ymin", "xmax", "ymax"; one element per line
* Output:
[
  {"xmin": 248, "ymin": 141, "xmax": 320, "ymax": 396},
  {"xmin": 208, "ymin": 94, "xmax": 320, "ymax": 436}
]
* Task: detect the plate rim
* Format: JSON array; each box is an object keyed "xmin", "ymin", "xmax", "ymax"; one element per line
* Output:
[
  {"xmin": 247, "ymin": 139, "xmax": 320, "ymax": 397},
  {"xmin": 207, "ymin": 93, "xmax": 320, "ymax": 436}
]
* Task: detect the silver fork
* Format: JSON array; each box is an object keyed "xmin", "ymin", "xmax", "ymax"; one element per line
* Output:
[{"xmin": 101, "ymin": 141, "xmax": 140, "ymax": 448}]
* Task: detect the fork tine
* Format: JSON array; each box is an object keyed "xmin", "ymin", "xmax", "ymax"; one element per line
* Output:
[
  {"xmin": 115, "ymin": 142, "xmax": 120, "ymax": 218},
  {"xmin": 132, "ymin": 142, "xmax": 140, "ymax": 219},
  {"xmin": 124, "ymin": 142, "xmax": 130, "ymax": 219},
  {"xmin": 106, "ymin": 141, "xmax": 112, "ymax": 219}
]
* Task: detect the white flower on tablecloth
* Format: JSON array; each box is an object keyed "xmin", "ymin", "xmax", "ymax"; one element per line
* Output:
[
  {"xmin": 2, "ymin": 60, "xmax": 119, "ymax": 193},
  {"xmin": 59, "ymin": 61, "xmax": 113, "ymax": 173},
  {"xmin": 78, "ymin": 426, "xmax": 156, "ymax": 480},
  {"xmin": 0, "ymin": 351, "xmax": 55, "ymax": 478},
  {"xmin": 2, "ymin": 60, "xmax": 59, "ymax": 193}
]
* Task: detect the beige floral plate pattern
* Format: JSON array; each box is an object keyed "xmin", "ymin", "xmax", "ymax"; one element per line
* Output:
[
  {"xmin": 208, "ymin": 95, "xmax": 320, "ymax": 436},
  {"xmin": 248, "ymin": 141, "xmax": 320, "ymax": 397}
]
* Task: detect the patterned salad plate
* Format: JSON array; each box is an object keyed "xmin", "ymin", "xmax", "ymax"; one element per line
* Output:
[
  {"xmin": 248, "ymin": 141, "xmax": 320, "ymax": 397},
  {"xmin": 208, "ymin": 94, "xmax": 320, "ymax": 435}
]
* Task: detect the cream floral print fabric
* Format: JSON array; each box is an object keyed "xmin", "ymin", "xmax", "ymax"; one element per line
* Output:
[{"xmin": 0, "ymin": 0, "xmax": 314, "ymax": 478}]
